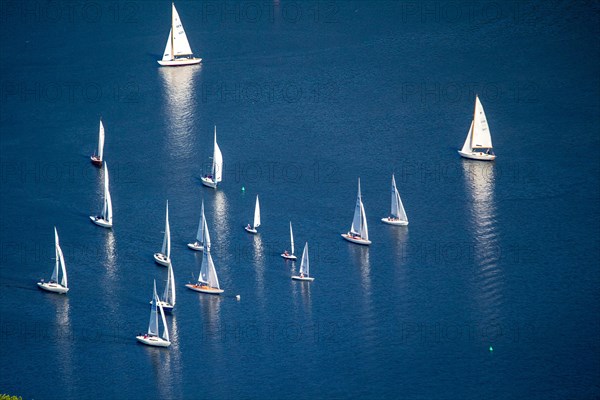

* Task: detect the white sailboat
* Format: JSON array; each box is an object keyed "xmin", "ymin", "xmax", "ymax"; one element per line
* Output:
[
  {"xmin": 458, "ymin": 95, "xmax": 496, "ymax": 161},
  {"xmin": 245, "ymin": 195, "xmax": 261, "ymax": 234},
  {"xmin": 341, "ymin": 178, "xmax": 371, "ymax": 245},
  {"xmin": 154, "ymin": 201, "xmax": 171, "ymax": 266},
  {"xmin": 201, "ymin": 126, "xmax": 223, "ymax": 189},
  {"xmin": 292, "ymin": 242, "xmax": 314, "ymax": 281},
  {"xmin": 155, "ymin": 261, "xmax": 176, "ymax": 313},
  {"xmin": 90, "ymin": 118, "xmax": 104, "ymax": 167},
  {"xmin": 381, "ymin": 174, "xmax": 409, "ymax": 226},
  {"xmin": 281, "ymin": 221, "xmax": 297, "ymax": 260},
  {"xmin": 37, "ymin": 227, "xmax": 69, "ymax": 294},
  {"xmin": 186, "ymin": 217, "xmax": 223, "ymax": 294},
  {"xmin": 187, "ymin": 199, "xmax": 205, "ymax": 251},
  {"xmin": 137, "ymin": 280, "xmax": 171, "ymax": 347},
  {"xmin": 90, "ymin": 162, "xmax": 113, "ymax": 228},
  {"xmin": 157, "ymin": 2, "xmax": 202, "ymax": 66}
]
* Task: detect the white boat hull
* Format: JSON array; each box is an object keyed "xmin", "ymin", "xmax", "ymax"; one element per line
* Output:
[
  {"xmin": 381, "ymin": 217, "xmax": 408, "ymax": 226},
  {"xmin": 153, "ymin": 253, "xmax": 170, "ymax": 267},
  {"xmin": 187, "ymin": 242, "xmax": 203, "ymax": 251},
  {"xmin": 458, "ymin": 150, "xmax": 496, "ymax": 161},
  {"xmin": 281, "ymin": 254, "xmax": 297, "ymax": 260},
  {"xmin": 37, "ymin": 282, "xmax": 69, "ymax": 294},
  {"xmin": 291, "ymin": 275, "xmax": 314, "ymax": 281},
  {"xmin": 136, "ymin": 335, "xmax": 171, "ymax": 347},
  {"xmin": 89, "ymin": 216, "xmax": 112, "ymax": 228},
  {"xmin": 157, "ymin": 58, "xmax": 202, "ymax": 66},
  {"xmin": 185, "ymin": 283, "xmax": 224, "ymax": 295},
  {"xmin": 200, "ymin": 176, "xmax": 217, "ymax": 188},
  {"xmin": 149, "ymin": 300, "xmax": 174, "ymax": 313},
  {"xmin": 245, "ymin": 227, "xmax": 258, "ymax": 234},
  {"xmin": 341, "ymin": 233, "xmax": 371, "ymax": 245}
]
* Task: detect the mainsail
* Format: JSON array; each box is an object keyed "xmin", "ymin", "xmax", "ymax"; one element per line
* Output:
[{"xmin": 161, "ymin": 3, "xmax": 194, "ymax": 61}]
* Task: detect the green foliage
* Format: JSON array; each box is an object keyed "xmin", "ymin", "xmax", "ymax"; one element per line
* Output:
[{"xmin": 0, "ymin": 394, "xmax": 23, "ymax": 400}]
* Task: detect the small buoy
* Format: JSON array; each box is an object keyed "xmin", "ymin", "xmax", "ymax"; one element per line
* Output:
[
  {"xmin": 236, "ymin": 295, "xmax": 241, "ymax": 301},
  {"xmin": 489, "ymin": 346, "xmax": 493, "ymax": 352},
  {"xmin": 241, "ymin": 186, "xmax": 245, "ymax": 192}
]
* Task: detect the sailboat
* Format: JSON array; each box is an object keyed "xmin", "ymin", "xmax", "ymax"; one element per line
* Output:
[
  {"xmin": 187, "ymin": 199, "xmax": 205, "ymax": 251},
  {"xmin": 244, "ymin": 195, "xmax": 260, "ymax": 234},
  {"xmin": 37, "ymin": 227, "xmax": 69, "ymax": 294},
  {"xmin": 136, "ymin": 280, "xmax": 171, "ymax": 347},
  {"xmin": 201, "ymin": 126, "xmax": 223, "ymax": 189},
  {"xmin": 154, "ymin": 201, "xmax": 171, "ymax": 266},
  {"xmin": 291, "ymin": 242, "xmax": 314, "ymax": 281},
  {"xmin": 281, "ymin": 221, "xmax": 297, "ymax": 260},
  {"xmin": 381, "ymin": 174, "xmax": 409, "ymax": 226},
  {"xmin": 458, "ymin": 95, "xmax": 496, "ymax": 161},
  {"xmin": 90, "ymin": 162, "xmax": 113, "ymax": 228},
  {"xmin": 153, "ymin": 261, "xmax": 176, "ymax": 313},
  {"xmin": 157, "ymin": 2, "xmax": 202, "ymax": 66},
  {"xmin": 90, "ymin": 118, "xmax": 104, "ymax": 167},
  {"xmin": 186, "ymin": 217, "xmax": 224, "ymax": 294},
  {"xmin": 341, "ymin": 178, "xmax": 371, "ymax": 245}
]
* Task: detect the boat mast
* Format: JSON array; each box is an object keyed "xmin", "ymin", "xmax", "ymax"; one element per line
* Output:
[
  {"xmin": 470, "ymin": 94, "xmax": 478, "ymax": 150},
  {"xmin": 170, "ymin": 3, "xmax": 175, "ymax": 60}
]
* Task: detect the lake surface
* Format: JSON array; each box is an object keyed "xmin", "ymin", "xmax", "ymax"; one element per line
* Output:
[{"xmin": 0, "ymin": 1, "xmax": 598, "ymax": 399}]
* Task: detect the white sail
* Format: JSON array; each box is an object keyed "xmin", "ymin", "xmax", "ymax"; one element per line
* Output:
[
  {"xmin": 159, "ymin": 302, "xmax": 169, "ymax": 341},
  {"xmin": 56, "ymin": 231, "xmax": 67, "ymax": 288},
  {"xmin": 51, "ymin": 228, "xmax": 60, "ymax": 283},
  {"xmin": 253, "ymin": 195, "xmax": 261, "ymax": 229},
  {"xmin": 198, "ymin": 249, "xmax": 209, "ymax": 285},
  {"xmin": 391, "ymin": 174, "xmax": 408, "ymax": 222},
  {"xmin": 199, "ymin": 219, "xmax": 211, "ymax": 283},
  {"xmin": 206, "ymin": 252, "xmax": 220, "ymax": 289},
  {"xmin": 213, "ymin": 126, "xmax": 223, "ymax": 183},
  {"xmin": 97, "ymin": 119, "xmax": 105, "ymax": 161},
  {"xmin": 471, "ymin": 96, "xmax": 493, "ymax": 149},
  {"xmin": 163, "ymin": 261, "xmax": 176, "ymax": 306},
  {"xmin": 350, "ymin": 178, "xmax": 367, "ymax": 239},
  {"xmin": 203, "ymin": 215, "xmax": 211, "ymax": 251},
  {"xmin": 360, "ymin": 201, "xmax": 369, "ymax": 240},
  {"xmin": 461, "ymin": 121, "xmax": 474, "ymax": 153},
  {"xmin": 162, "ymin": 3, "xmax": 194, "ymax": 61},
  {"xmin": 195, "ymin": 200, "xmax": 205, "ymax": 244},
  {"xmin": 161, "ymin": 201, "xmax": 171, "ymax": 259},
  {"xmin": 299, "ymin": 242, "xmax": 309, "ymax": 277},
  {"xmin": 289, "ymin": 221, "xmax": 295, "ymax": 255},
  {"xmin": 148, "ymin": 280, "xmax": 160, "ymax": 336},
  {"xmin": 161, "ymin": 29, "xmax": 173, "ymax": 61},
  {"xmin": 171, "ymin": 3, "xmax": 193, "ymax": 56},
  {"xmin": 197, "ymin": 218, "xmax": 220, "ymax": 288},
  {"xmin": 102, "ymin": 163, "xmax": 113, "ymax": 223}
]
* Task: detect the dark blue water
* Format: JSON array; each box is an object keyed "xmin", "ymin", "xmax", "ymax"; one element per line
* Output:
[{"xmin": 1, "ymin": 1, "xmax": 599, "ymax": 399}]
